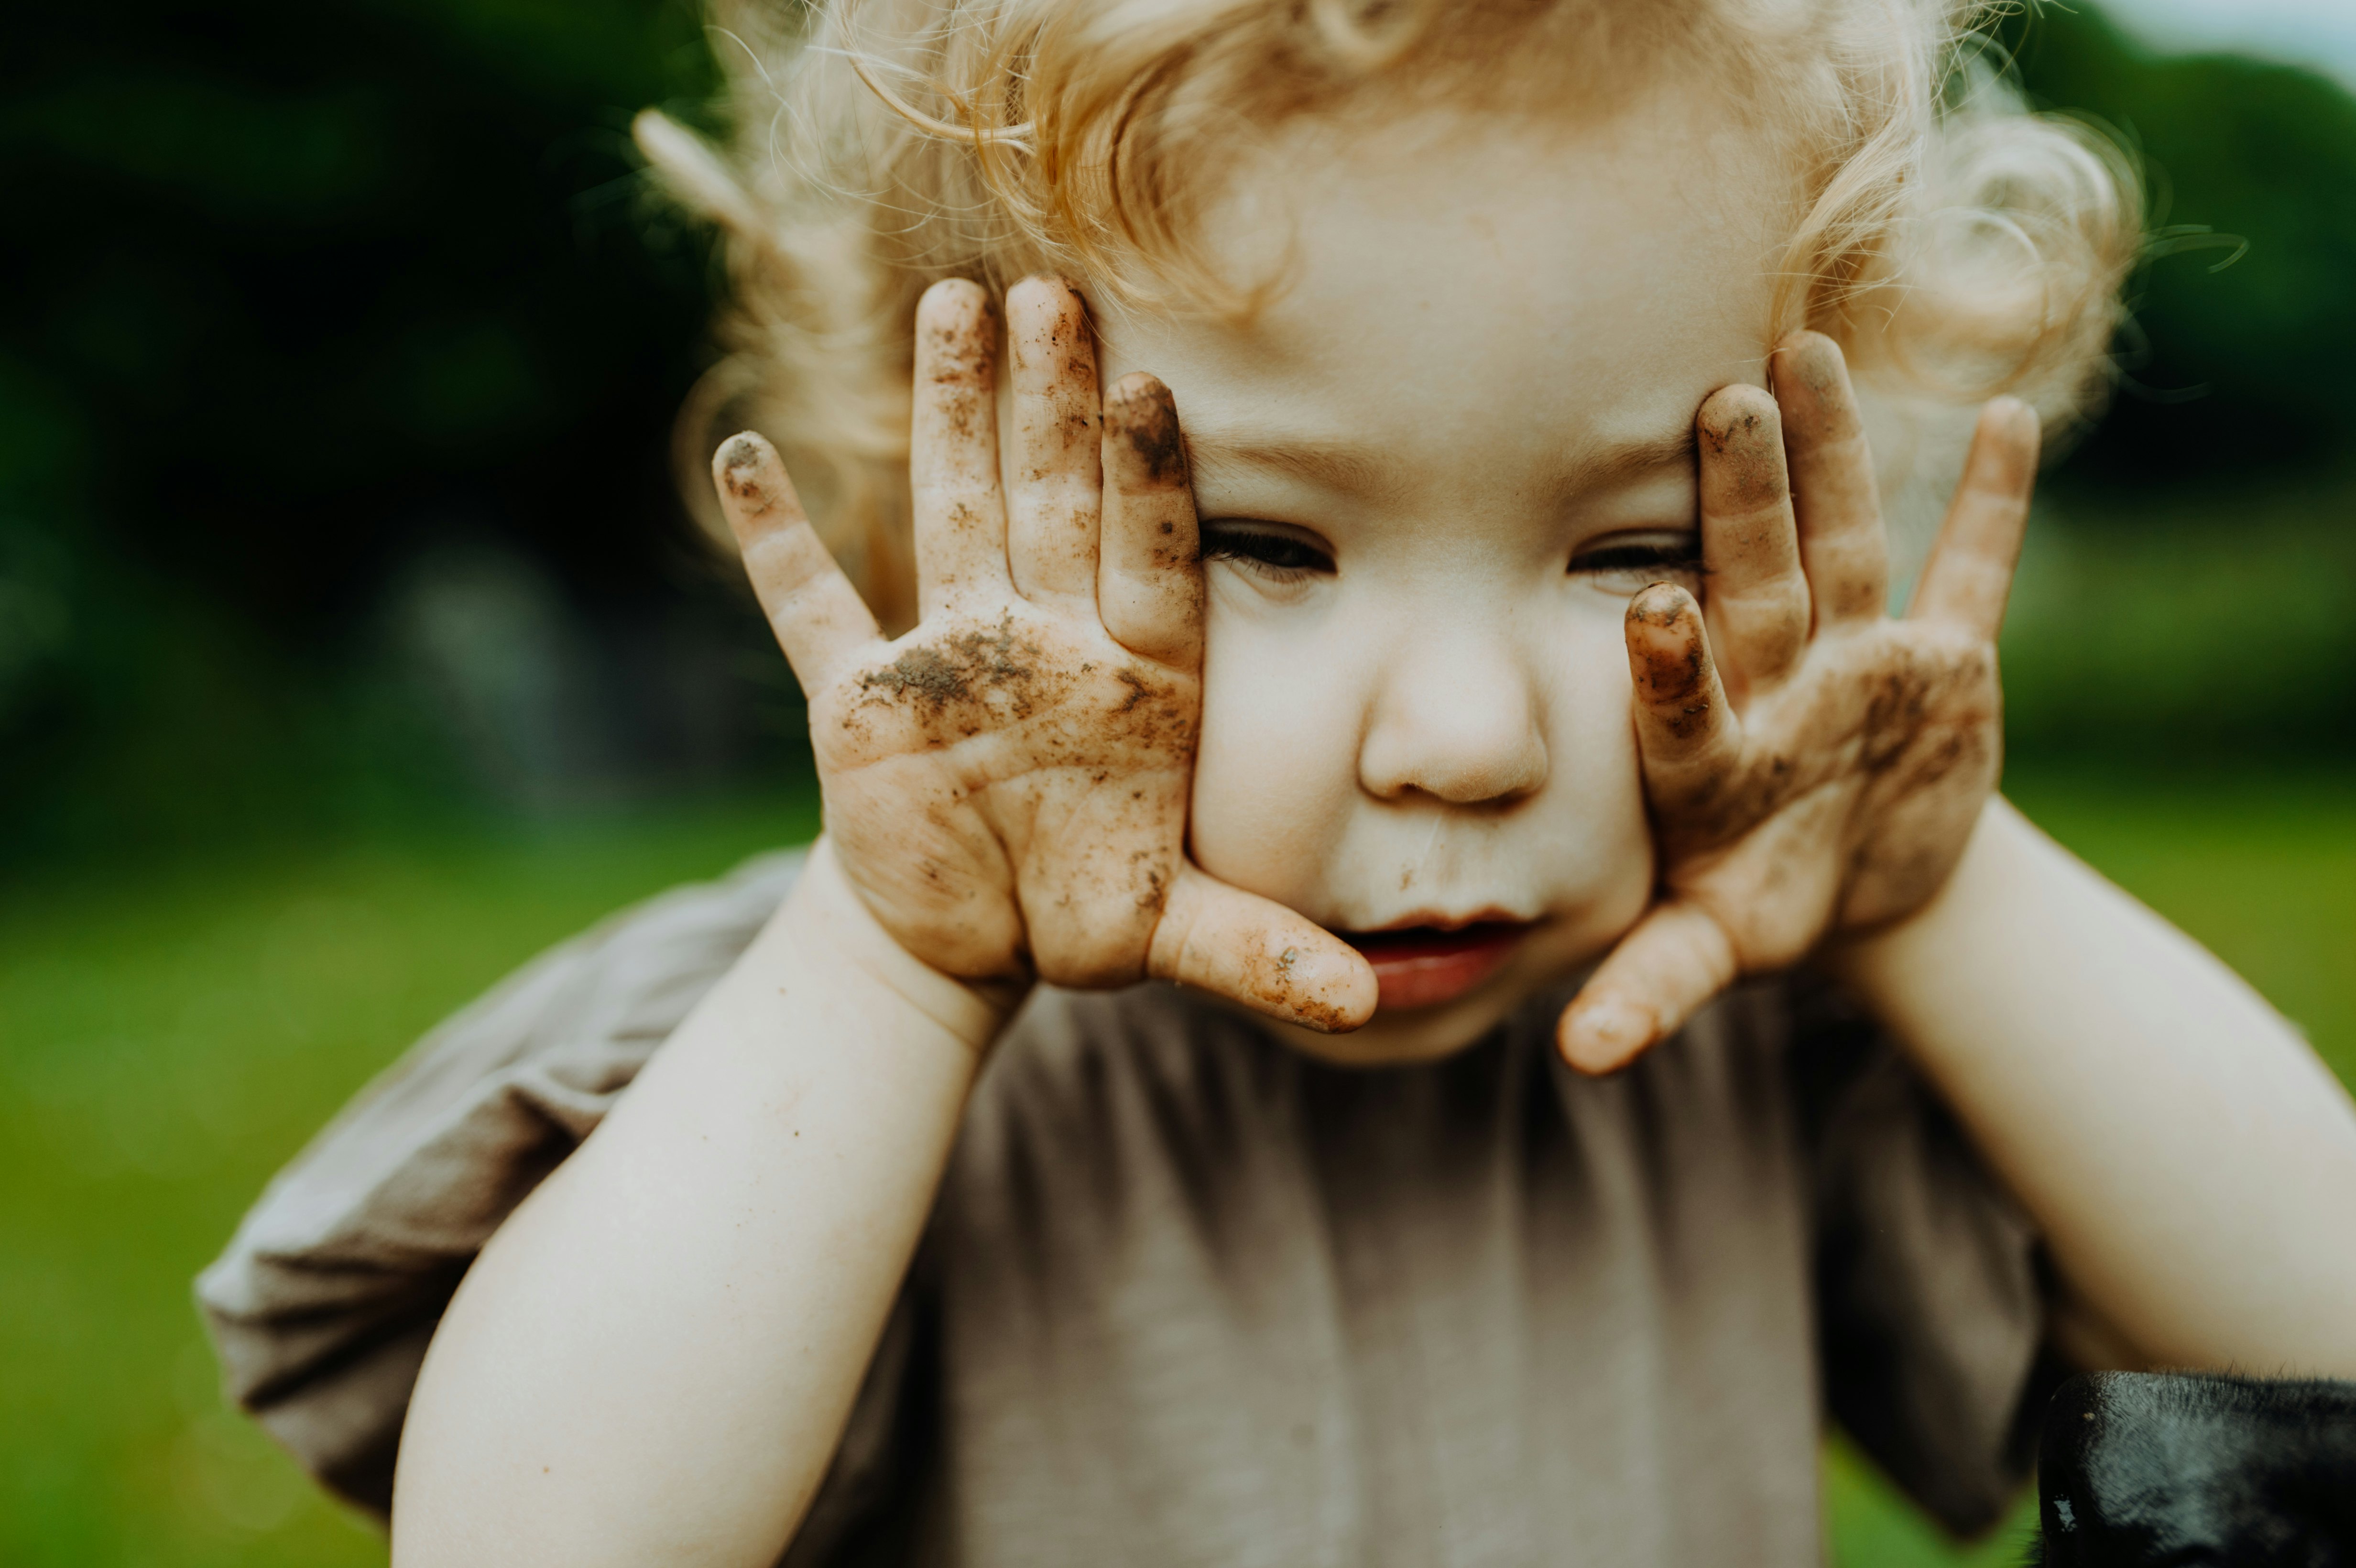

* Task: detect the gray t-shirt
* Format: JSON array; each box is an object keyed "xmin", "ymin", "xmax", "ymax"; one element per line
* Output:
[{"xmin": 197, "ymin": 849, "xmax": 2058, "ymax": 1565}]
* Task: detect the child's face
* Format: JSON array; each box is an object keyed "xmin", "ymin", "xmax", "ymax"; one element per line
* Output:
[{"xmin": 1097, "ymin": 92, "xmax": 1798, "ymax": 1063}]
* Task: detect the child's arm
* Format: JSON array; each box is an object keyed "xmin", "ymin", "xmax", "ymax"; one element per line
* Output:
[
  {"xmin": 390, "ymin": 841, "xmax": 1002, "ymax": 1567},
  {"xmin": 1831, "ymin": 797, "xmax": 2356, "ymax": 1377},
  {"xmin": 388, "ymin": 278, "xmax": 1373, "ymax": 1567},
  {"xmin": 1559, "ymin": 330, "xmax": 2356, "ymax": 1377}
]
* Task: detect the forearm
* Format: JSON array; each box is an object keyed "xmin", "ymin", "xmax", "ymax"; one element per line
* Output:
[
  {"xmin": 390, "ymin": 840, "xmax": 1015, "ymax": 1568},
  {"xmin": 1831, "ymin": 796, "xmax": 2356, "ymax": 1376}
]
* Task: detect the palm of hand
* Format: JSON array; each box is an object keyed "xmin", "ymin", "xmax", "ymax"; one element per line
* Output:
[
  {"xmin": 812, "ymin": 602, "xmax": 1197, "ymax": 986},
  {"xmin": 1560, "ymin": 333, "xmax": 2038, "ymax": 1072},
  {"xmin": 1653, "ymin": 618, "xmax": 1999, "ymax": 959},
  {"xmin": 713, "ymin": 278, "xmax": 1374, "ymax": 1033}
]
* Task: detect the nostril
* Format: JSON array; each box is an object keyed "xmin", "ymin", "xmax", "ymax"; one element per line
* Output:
[
  {"xmin": 1413, "ymin": 766, "xmax": 1542, "ymax": 808},
  {"xmin": 1361, "ymin": 729, "xmax": 1549, "ymax": 806}
]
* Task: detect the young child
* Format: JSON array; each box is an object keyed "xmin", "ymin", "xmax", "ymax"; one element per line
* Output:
[{"xmin": 198, "ymin": 1, "xmax": 2356, "ymax": 1563}]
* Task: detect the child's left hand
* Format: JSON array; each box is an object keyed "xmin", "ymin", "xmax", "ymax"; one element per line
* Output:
[{"xmin": 1558, "ymin": 332, "xmax": 2040, "ymax": 1073}]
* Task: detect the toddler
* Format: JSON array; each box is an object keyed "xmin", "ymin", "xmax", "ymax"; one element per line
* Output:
[{"xmin": 199, "ymin": 1, "xmax": 2356, "ymax": 1564}]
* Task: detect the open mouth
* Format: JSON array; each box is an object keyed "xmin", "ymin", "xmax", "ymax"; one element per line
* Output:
[{"xmin": 1342, "ymin": 921, "xmax": 1530, "ymax": 1013}]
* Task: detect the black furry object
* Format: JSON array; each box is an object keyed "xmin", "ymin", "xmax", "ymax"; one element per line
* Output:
[{"xmin": 2035, "ymin": 1372, "xmax": 2356, "ymax": 1565}]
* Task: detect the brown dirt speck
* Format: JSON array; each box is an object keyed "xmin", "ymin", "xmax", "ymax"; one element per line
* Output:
[{"xmin": 858, "ymin": 610, "xmax": 1041, "ymax": 716}]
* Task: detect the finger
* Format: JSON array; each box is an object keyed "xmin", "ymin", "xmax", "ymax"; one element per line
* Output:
[
  {"xmin": 1147, "ymin": 861, "xmax": 1377, "ymax": 1034},
  {"xmin": 911, "ymin": 279, "xmax": 1013, "ymax": 620},
  {"xmin": 712, "ymin": 432, "xmax": 884, "ymax": 694},
  {"xmin": 1910, "ymin": 397, "xmax": 2040, "ymax": 640},
  {"xmin": 1556, "ymin": 900, "xmax": 1739, "ymax": 1073},
  {"xmin": 1099, "ymin": 372, "xmax": 1203, "ymax": 665},
  {"xmin": 1625, "ymin": 583, "xmax": 1741, "ymax": 806},
  {"xmin": 1695, "ymin": 384, "xmax": 1809, "ymax": 691},
  {"xmin": 1004, "ymin": 276, "xmax": 1103, "ymax": 611},
  {"xmin": 1771, "ymin": 331, "xmax": 1888, "ymax": 627}
]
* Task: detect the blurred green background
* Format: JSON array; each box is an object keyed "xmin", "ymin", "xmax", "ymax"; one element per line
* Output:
[{"xmin": 2, "ymin": 1, "xmax": 2352, "ymax": 1564}]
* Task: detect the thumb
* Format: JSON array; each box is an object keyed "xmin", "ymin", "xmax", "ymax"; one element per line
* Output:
[
  {"xmin": 1148, "ymin": 861, "xmax": 1377, "ymax": 1033},
  {"xmin": 1557, "ymin": 899, "xmax": 1737, "ymax": 1074}
]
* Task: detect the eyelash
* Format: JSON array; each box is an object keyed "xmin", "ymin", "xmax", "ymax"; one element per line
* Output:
[
  {"xmin": 1569, "ymin": 537, "xmax": 1705, "ymax": 577},
  {"xmin": 1202, "ymin": 526, "xmax": 1703, "ymax": 585},
  {"xmin": 1200, "ymin": 525, "xmax": 1335, "ymax": 583}
]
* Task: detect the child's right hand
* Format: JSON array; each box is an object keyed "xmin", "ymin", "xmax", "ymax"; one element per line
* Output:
[{"xmin": 711, "ymin": 277, "xmax": 1375, "ymax": 1035}]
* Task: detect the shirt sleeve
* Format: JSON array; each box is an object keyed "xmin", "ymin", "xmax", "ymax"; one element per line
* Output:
[
  {"xmin": 1787, "ymin": 974, "xmax": 2070, "ymax": 1539},
  {"xmin": 193, "ymin": 849, "xmax": 804, "ymax": 1517}
]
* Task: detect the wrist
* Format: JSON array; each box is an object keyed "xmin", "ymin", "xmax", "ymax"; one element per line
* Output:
[
  {"xmin": 779, "ymin": 838, "xmax": 1029, "ymax": 1056},
  {"xmin": 1821, "ymin": 793, "xmax": 2029, "ymax": 996}
]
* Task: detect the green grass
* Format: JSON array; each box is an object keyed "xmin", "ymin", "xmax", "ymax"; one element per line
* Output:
[
  {"xmin": 1997, "ymin": 485, "xmax": 2356, "ymax": 766},
  {"xmin": 2, "ymin": 772, "xmax": 2351, "ymax": 1566},
  {"xmin": 0, "ymin": 794, "xmax": 818, "ymax": 1568}
]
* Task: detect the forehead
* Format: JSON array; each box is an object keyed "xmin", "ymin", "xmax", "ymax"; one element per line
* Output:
[{"xmin": 1094, "ymin": 91, "xmax": 1798, "ymax": 488}]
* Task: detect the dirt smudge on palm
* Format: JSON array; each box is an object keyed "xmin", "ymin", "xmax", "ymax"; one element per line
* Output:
[{"xmin": 859, "ymin": 611, "xmax": 1044, "ymax": 719}]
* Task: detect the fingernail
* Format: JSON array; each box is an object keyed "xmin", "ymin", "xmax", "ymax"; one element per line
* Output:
[
  {"xmin": 1989, "ymin": 396, "xmax": 2041, "ymax": 445},
  {"xmin": 1626, "ymin": 582, "xmax": 1691, "ymax": 626},
  {"xmin": 1281, "ymin": 947, "xmax": 1378, "ymax": 1034},
  {"xmin": 718, "ymin": 432, "xmax": 766, "ymax": 472},
  {"xmin": 1564, "ymin": 995, "xmax": 1654, "ymax": 1072}
]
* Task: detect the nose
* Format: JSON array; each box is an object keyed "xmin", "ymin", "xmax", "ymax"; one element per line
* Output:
[{"xmin": 1357, "ymin": 622, "xmax": 1549, "ymax": 806}]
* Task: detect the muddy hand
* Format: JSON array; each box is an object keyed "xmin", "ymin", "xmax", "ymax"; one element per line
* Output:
[
  {"xmin": 1558, "ymin": 332, "xmax": 2039, "ymax": 1073},
  {"xmin": 713, "ymin": 277, "xmax": 1375, "ymax": 1034}
]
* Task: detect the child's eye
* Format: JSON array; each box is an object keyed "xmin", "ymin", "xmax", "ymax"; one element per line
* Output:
[
  {"xmin": 1200, "ymin": 522, "xmax": 1336, "ymax": 584},
  {"xmin": 1569, "ymin": 530, "xmax": 1704, "ymax": 591}
]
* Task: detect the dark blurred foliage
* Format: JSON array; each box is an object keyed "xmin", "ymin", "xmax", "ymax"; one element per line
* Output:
[
  {"xmin": 1987, "ymin": 4, "xmax": 2356, "ymax": 764},
  {"xmin": 1, "ymin": 2, "xmax": 2351, "ymax": 871},
  {"xmin": 0, "ymin": 0, "xmax": 786, "ymax": 867},
  {"xmin": 1996, "ymin": 4, "xmax": 2356, "ymax": 485}
]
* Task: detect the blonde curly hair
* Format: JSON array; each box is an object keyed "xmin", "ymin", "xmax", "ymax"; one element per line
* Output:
[{"xmin": 637, "ymin": 0, "xmax": 2138, "ymax": 627}]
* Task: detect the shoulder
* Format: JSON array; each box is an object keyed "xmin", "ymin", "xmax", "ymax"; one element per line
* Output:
[
  {"xmin": 502, "ymin": 845, "xmax": 808, "ymax": 1062},
  {"xmin": 367, "ymin": 844, "xmax": 807, "ymax": 1106}
]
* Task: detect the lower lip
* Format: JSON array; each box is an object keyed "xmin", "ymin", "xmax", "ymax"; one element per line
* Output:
[{"xmin": 1344, "ymin": 923, "xmax": 1529, "ymax": 1013}]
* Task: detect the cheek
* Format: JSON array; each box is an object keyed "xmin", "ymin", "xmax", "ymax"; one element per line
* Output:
[
  {"xmin": 1188, "ymin": 588, "xmax": 1364, "ymax": 907},
  {"xmin": 1537, "ymin": 611, "xmax": 1658, "ymax": 948}
]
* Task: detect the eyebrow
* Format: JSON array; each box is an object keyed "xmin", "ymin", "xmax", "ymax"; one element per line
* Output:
[
  {"xmin": 1562, "ymin": 426, "xmax": 1698, "ymax": 492},
  {"xmin": 1184, "ymin": 431, "xmax": 1402, "ymax": 505},
  {"xmin": 1182, "ymin": 424, "xmax": 1697, "ymax": 508}
]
